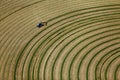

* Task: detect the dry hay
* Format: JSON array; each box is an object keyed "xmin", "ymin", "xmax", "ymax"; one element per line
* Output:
[{"xmin": 0, "ymin": 0, "xmax": 120, "ymax": 80}]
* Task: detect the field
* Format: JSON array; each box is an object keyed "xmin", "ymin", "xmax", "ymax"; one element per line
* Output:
[{"xmin": 0, "ymin": 0, "xmax": 120, "ymax": 80}]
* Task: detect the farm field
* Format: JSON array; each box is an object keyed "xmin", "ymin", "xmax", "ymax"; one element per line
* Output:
[{"xmin": 0, "ymin": 0, "xmax": 120, "ymax": 80}]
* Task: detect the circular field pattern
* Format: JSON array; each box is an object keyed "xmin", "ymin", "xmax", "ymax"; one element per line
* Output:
[{"xmin": 0, "ymin": 0, "xmax": 120, "ymax": 80}]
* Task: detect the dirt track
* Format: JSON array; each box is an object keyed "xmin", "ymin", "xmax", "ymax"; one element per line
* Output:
[{"xmin": 0, "ymin": 0, "xmax": 120, "ymax": 80}]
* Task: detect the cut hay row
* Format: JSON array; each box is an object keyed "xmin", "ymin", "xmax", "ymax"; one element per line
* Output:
[
  {"xmin": 0, "ymin": 0, "xmax": 120, "ymax": 80},
  {"xmin": 0, "ymin": 0, "xmax": 45, "ymax": 20}
]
